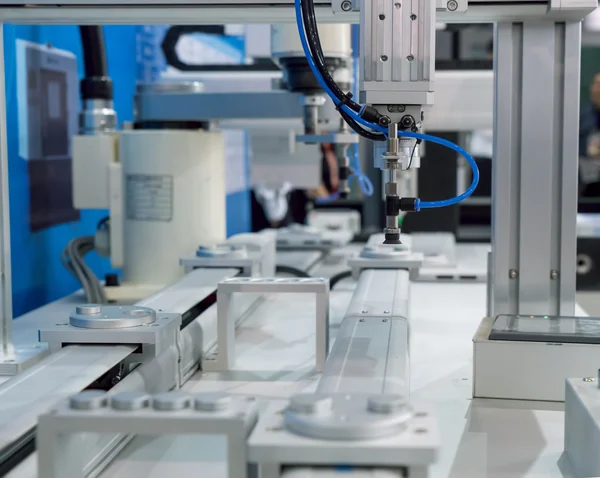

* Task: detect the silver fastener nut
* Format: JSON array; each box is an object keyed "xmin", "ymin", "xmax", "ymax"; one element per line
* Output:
[
  {"xmin": 111, "ymin": 392, "xmax": 151, "ymax": 411},
  {"xmin": 289, "ymin": 394, "xmax": 333, "ymax": 415},
  {"xmin": 195, "ymin": 392, "xmax": 232, "ymax": 412},
  {"xmin": 341, "ymin": 0, "xmax": 352, "ymax": 11},
  {"xmin": 69, "ymin": 390, "xmax": 108, "ymax": 410},
  {"xmin": 76, "ymin": 304, "xmax": 101, "ymax": 315},
  {"xmin": 153, "ymin": 392, "xmax": 191, "ymax": 411},
  {"xmin": 447, "ymin": 0, "xmax": 458, "ymax": 11},
  {"xmin": 124, "ymin": 308, "xmax": 148, "ymax": 317},
  {"xmin": 368, "ymin": 394, "xmax": 407, "ymax": 414}
]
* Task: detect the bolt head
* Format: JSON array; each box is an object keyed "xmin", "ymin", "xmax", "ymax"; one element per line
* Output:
[
  {"xmin": 70, "ymin": 390, "xmax": 108, "ymax": 410},
  {"xmin": 447, "ymin": 0, "xmax": 459, "ymax": 11},
  {"xmin": 368, "ymin": 394, "xmax": 407, "ymax": 414},
  {"xmin": 583, "ymin": 377, "xmax": 595, "ymax": 382},
  {"xmin": 76, "ymin": 304, "xmax": 101, "ymax": 315},
  {"xmin": 341, "ymin": 0, "xmax": 352, "ymax": 11},
  {"xmin": 379, "ymin": 116, "xmax": 391, "ymax": 126},
  {"xmin": 111, "ymin": 392, "xmax": 151, "ymax": 411},
  {"xmin": 380, "ymin": 55, "xmax": 389, "ymax": 62},
  {"xmin": 194, "ymin": 392, "xmax": 232, "ymax": 412},
  {"xmin": 289, "ymin": 394, "xmax": 332, "ymax": 415}
]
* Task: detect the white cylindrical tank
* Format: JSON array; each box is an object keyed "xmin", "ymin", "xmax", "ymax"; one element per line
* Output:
[
  {"xmin": 271, "ymin": 23, "xmax": 352, "ymax": 61},
  {"xmin": 119, "ymin": 129, "xmax": 226, "ymax": 285}
]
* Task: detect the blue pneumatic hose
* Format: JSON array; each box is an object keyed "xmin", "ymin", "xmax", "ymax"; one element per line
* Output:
[{"xmin": 294, "ymin": 0, "xmax": 479, "ymax": 209}]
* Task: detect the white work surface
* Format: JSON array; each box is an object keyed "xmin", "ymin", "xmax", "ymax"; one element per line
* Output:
[
  {"xmin": 54, "ymin": 283, "xmax": 583, "ymax": 478},
  {"xmin": 3, "ymin": 245, "xmax": 586, "ymax": 478}
]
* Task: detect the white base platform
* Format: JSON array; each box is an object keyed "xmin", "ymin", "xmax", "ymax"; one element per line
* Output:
[
  {"xmin": 473, "ymin": 317, "xmax": 600, "ymax": 402},
  {"xmin": 1, "ymin": 246, "xmax": 593, "ymax": 478},
  {"xmin": 564, "ymin": 378, "xmax": 600, "ymax": 478}
]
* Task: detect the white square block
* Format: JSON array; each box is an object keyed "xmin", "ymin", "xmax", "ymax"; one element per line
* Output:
[{"xmin": 473, "ymin": 317, "xmax": 600, "ymax": 401}]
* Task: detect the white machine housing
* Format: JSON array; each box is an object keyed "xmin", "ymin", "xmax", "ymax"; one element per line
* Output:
[{"xmin": 73, "ymin": 128, "xmax": 226, "ymax": 286}]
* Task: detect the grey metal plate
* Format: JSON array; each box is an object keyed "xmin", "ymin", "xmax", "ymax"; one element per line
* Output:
[{"xmin": 490, "ymin": 314, "xmax": 600, "ymax": 344}]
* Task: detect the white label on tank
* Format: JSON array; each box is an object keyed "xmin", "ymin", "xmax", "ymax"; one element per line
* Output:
[{"xmin": 126, "ymin": 174, "xmax": 173, "ymax": 221}]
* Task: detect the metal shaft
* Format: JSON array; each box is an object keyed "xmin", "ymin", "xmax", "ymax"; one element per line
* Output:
[
  {"xmin": 303, "ymin": 104, "xmax": 319, "ymax": 135},
  {"xmin": 383, "ymin": 123, "xmax": 401, "ymax": 244}
]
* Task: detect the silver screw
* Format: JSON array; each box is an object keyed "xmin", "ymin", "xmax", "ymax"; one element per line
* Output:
[
  {"xmin": 407, "ymin": 55, "xmax": 414, "ymax": 62},
  {"xmin": 289, "ymin": 394, "xmax": 332, "ymax": 415},
  {"xmin": 394, "ymin": 2, "xmax": 401, "ymax": 7},
  {"xmin": 361, "ymin": 310, "xmax": 368, "ymax": 314},
  {"xmin": 380, "ymin": 55, "xmax": 388, "ymax": 62},
  {"xmin": 447, "ymin": 0, "xmax": 458, "ymax": 11},
  {"xmin": 76, "ymin": 304, "xmax": 101, "ymax": 315},
  {"xmin": 509, "ymin": 269, "xmax": 518, "ymax": 279},
  {"xmin": 550, "ymin": 270, "xmax": 559, "ymax": 280},
  {"xmin": 384, "ymin": 310, "xmax": 390, "ymax": 314},
  {"xmin": 410, "ymin": 14, "xmax": 417, "ymax": 20},
  {"xmin": 382, "ymin": 319, "xmax": 388, "ymax": 323},
  {"xmin": 583, "ymin": 377, "xmax": 595, "ymax": 382},
  {"xmin": 341, "ymin": 0, "xmax": 352, "ymax": 11},
  {"xmin": 379, "ymin": 13, "xmax": 385, "ymax": 20},
  {"xmin": 195, "ymin": 392, "xmax": 232, "ymax": 412}
]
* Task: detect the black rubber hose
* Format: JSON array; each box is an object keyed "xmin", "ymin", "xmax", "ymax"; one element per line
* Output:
[
  {"xmin": 79, "ymin": 26, "xmax": 113, "ymax": 101},
  {"xmin": 301, "ymin": 0, "xmax": 359, "ymax": 112},
  {"xmin": 276, "ymin": 265, "xmax": 311, "ymax": 278},
  {"xmin": 300, "ymin": 0, "xmax": 386, "ymax": 141},
  {"xmin": 340, "ymin": 108, "xmax": 386, "ymax": 142},
  {"xmin": 329, "ymin": 270, "xmax": 353, "ymax": 290},
  {"xmin": 79, "ymin": 26, "xmax": 108, "ymax": 78}
]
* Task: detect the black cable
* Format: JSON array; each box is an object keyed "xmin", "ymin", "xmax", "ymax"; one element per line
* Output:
[
  {"xmin": 301, "ymin": 0, "xmax": 360, "ymax": 112},
  {"xmin": 329, "ymin": 270, "xmax": 353, "ymax": 289},
  {"xmin": 79, "ymin": 26, "xmax": 113, "ymax": 102},
  {"xmin": 340, "ymin": 108, "xmax": 386, "ymax": 142},
  {"xmin": 408, "ymin": 143, "xmax": 417, "ymax": 170},
  {"xmin": 276, "ymin": 265, "xmax": 311, "ymax": 278},
  {"xmin": 300, "ymin": 0, "xmax": 385, "ymax": 141},
  {"xmin": 79, "ymin": 26, "xmax": 108, "ymax": 78}
]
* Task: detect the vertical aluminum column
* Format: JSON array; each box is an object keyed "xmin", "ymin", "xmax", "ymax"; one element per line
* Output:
[
  {"xmin": 489, "ymin": 22, "xmax": 580, "ymax": 317},
  {"xmin": 0, "ymin": 25, "xmax": 13, "ymax": 359}
]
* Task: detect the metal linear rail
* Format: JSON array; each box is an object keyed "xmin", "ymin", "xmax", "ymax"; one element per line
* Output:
[
  {"xmin": 317, "ymin": 269, "xmax": 410, "ymax": 396},
  {"xmin": 0, "ymin": 267, "xmax": 242, "ymax": 475},
  {"xmin": 0, "ymin": 0, "xmax": 590, "ymax": 24},
  {"xmin": 0, "ymin": 345, "xmax": 135, "ymax": 474}
]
